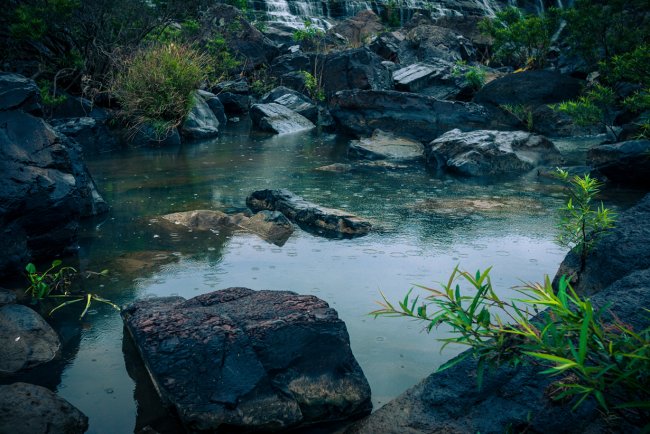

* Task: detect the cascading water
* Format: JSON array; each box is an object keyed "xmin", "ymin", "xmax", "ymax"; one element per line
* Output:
[{"xmin": 250, "ymin": 0, "xmax": 504, "ymax": 30}]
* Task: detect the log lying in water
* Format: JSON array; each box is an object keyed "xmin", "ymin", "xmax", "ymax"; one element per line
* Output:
[{"xmin": 246, "ymin": 189, "xmax": 372, "ymax": 238}]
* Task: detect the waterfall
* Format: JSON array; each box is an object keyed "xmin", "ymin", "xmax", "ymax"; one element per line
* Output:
[{"xmin": 253, "ymin": 0, "xmax": 505, "ymax": 30}]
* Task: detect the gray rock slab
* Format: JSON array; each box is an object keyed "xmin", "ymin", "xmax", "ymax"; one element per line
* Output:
[
  {"xmin": 247, "ymin": 189, "xmax": 371, "ymax": 237},
  {"xmin": 250, "ymin": 103, "xmax": 315, "ymax": 135}
]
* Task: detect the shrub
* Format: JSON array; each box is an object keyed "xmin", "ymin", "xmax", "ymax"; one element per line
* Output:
[
  {"xmin": 112, "ymin": 43, "xmax": 209, "ymax": 140},
  {"xmin": 452, "ymin": 60, "xmax": 486, "ymax": 91},
  {"xmin": 300, "ymin": 70, "xmax": 324, "ymax": 102},
  {"xmin": 555, "ymin": 169, "xmax": 616, "ymax": 273},
  {"xmin": 479, "ymin": 6, "xmax": 560, "ymax": 69},
  {"xmin": 551, "ymin": 85, "xmax": 618, "ymax": 140},
  {"xmin": 373, "ymin": 267, "xmax": 649, "ymax": 425}
]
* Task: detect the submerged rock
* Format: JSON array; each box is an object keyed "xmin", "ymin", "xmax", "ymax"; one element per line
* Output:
[
  {"xmin": 425, "ymin": 129, "xmax": 563, "ymax": 176},
  {"xmin": 122, "ymin": 288, "xmax": 372, "ymax": 432},
  {"xmin": 161, "ymin": 209, "xmax": 294, "ymax": 246},
  {"xmin": 586, "ymin": 140, "xmax": 650, "ymax": 188},
  {"xmin": 0, "ymin": 305, "xmax": 60, "ymax": 374},
  {"xmin": 348, "ymin": 129, "xmax": 424, "ymax": 161},
  {"xmin": 0, "ymin": 382, "xmax": 88, "ymax": 434},
  {"xmin": 330, "ymin": 90, "xmax": 518, "ymax": 143},
  {"xmin": 250, "ymin": 103, "xmax": 315, "ymax": 135},
  {"xmin": 247, "ymin": 189, "xmax": 371, "ymax": 237}
]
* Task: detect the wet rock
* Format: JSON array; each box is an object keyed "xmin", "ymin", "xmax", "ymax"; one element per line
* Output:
[
  {"xmin": 217, "ymin": 92, "xmax": 251, "ymax": 115},
  {"xmin": 0, "ymin": 110, "xmax": 108, "ymax": 275},
  {"xmin": 586, "ymin": 140, "xmax": 650, "ymax": 188},
  {"xmin": 555, "ymin": 193, "xmax": 650, "ymax": 295},
  {"xmin": 250, "ymin": 103, "xmax": 315, "ymax": 134},
  {"xmin": 122, "ymin": 288, "xmax": 372, "ymax": 432},
  {"xmin": 474, "ymin": 70, "xmax": 583, "ymax": 108},
  {"xmin": 328, "ymin": 10, "xmax": 385, "ymax": 47},
  {"xmin": 330, "ymin": 89, "xmax": 518, "ymax": 143},
  {"xmin": 197, "ymin": 89, "xmax": 227, "ymax": 126},
  {"xmin": 531, "ymin": 104, "xmax": 602, "ymax": 138},
  {"xmin": 0, "ymin": 382, "xmax": 88, "ymax": 434},
  {"xmin": 261, "ymin": 86, "xmax": 318, "ymax": 122},
  {"xmin": 247, "ymin": 189, "xmax": 371, "ymax": 237},
  {"xmin": 0, "ymin": 305, "xmax": 60, "ymax": 374},
  {"xmin": 407, "ymin": 196, "xmax": 545, "ymax": 219},
  {"xmin": 161, "ymin": 209, "xmax": 294, "ymax": 246},
  {"xmin": 434, "ymin": 15, "xmax": 493, "ymax": 50},
  {"xmin": 321, "ymin": 48, "xmax": 392, "ymax": 98},
  {"xmin": 348, "ymin": 129, "xmax": 424, "ymax": 161},
  {"xmin": 0, "ymin": 72, "xmax": 42, "ymax": 114},
  {"xmin": 270, "ymin": 52, "xmax": 316, "ymax": 77},
  {"xmin": 425, "ymin": 129, "xmax": 562, "ymax": 176},
  {"xmin": 180, "ymin": 92, "xmax": 220, "ymax": 140},
  {"xmin": 212, "ymin": 79, "xmax": 250, "ymax": 95}
]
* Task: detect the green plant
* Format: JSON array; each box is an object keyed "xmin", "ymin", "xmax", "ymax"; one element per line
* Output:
[
  {"xmin": 373, "ymin": 267, "xmax": 650, "ymax": 424},
  {"xmin": 25, "ymin": 261, "xmax": 119, "ymax": 318},
  {"xmin": 37, "ymin": 80, "xmax": 67, "ymax": 108},
  {"xmin": 300, "ymin": 70, "xmax": 325, "ymax": 102},
  {"xmin": 479, "ymin": 6, "xmax": 560, "ymax": 69},
  {"xmin": 250, "ymin": 67, "xmax": 276, "ymax": 97},
  {"xmin": 452, "ymin": 61, "xmax": 486, "ymax": 91},
  {"xmin": 112, "ymin": 43, "xmax": 209, "ymax": 140},
  {"xmin": 500, "ymin": 104, "xmax": 534, "ymax": 131},
  {"xmin": 292, "ymin": 19, "xmax": 325, "ymax": 45},
  {"xmin": 551, "ymin": 85, "xmax": 618, "ymax": 140},
  {"xmin": 205, "ymin": 35, "xmax": 242, "ymax": 83},
  {"xmin": 555, "ymin": 168, "xmax": 616, "ymax": 273}
]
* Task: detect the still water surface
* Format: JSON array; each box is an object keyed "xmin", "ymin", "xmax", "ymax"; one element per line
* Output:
[{"xmin": 11, "ymin": 123, "xmax": 624, "ymax": 433}]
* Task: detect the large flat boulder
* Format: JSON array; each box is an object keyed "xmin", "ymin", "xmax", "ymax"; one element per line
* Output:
[
  {"xmin": 330, "ymin": 89, "xmax": 518, "ymax": 142},
  {"xmin": 0, "ymin": 382, "xmax": 88, "ymax": 434},
  {"xmin": 122, "ymin": 288, "xmax": 372, "ymax": 432},
  {"xmin": 246, "ymin": 189, "xmax": 372, "ymax": 237},
  {"xmin": 587, "ymin": 140, "xmax": 650, "ymax": 188},
  {"xmin": 0, "ymin": 305, "xmax": 60, "ymax": 374},
  {"xmin": 425, "ymin": 129, "xmax": 563, "ymax": 176},
  {"xmin": 160, "ymin": 209, "xmax": 294, "ymax": 246},
  {"xmin": 0, "ymin": 109, "xmax": 108, "ymax": 276},
  {"xmin": 348, "ymin": 129, "xmax": 424, "ymax": 161},
  {"xmin": 261, "ymin": 86, "xmax": 318, "ymax": 122},
  {"xmin": 250, "ymin": 103, "xmax": 315, "ymax": 135}
]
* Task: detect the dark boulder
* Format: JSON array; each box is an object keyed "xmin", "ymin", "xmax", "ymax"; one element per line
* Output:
[
  {"xmin": 122, "ymin": 288, "xmax": 372, "ymax": 432},
  {"xmin": 434, "ymin": 15, "xmax": 493, "ymax": 49},
  {"xmin": 212, "ymin": 79, "xmax": 250, "ymax": 95},
  {"xmin": 270, "ymin": 52, "xmax": 317, "ymax": 77},
  {"xmin": 348, "ymin": 129, "xmax": 424, "ymax": 161},
  {"xmin": 368, "ymin": 32, "xmax": 402, "ymax": 63},
  {"xmin": 0, "ymin": 72, "xmax": 42, "ymax": 114},
  {"xmin": 247, "ymin": 189, "xmax": 372, "ymax": 237},
  {"xmin": 330, "ymin": 89, "xmax": 519, "ymax": 142},
  {"xmin": 425, "ymin": 129, "xmax": 562, "ymax": 176},
  {"xmin": 0, "ymin": 382, "xmax": 88, "ymax": 434},
  {"xmin": 180, "ymin": 92, "xmax": 220, "ymax": 140},
  {"xmin": 321, "ymin": 48, "xmax": 392, "ymax": 98},
  {"xmin": 0, "ymin": 305, "xmax": 60, "ymax": 374},
  {"xmin": 328, "ymin": 10, "xmax": 385, "ymax": 47},
  {"xmin": 250, "ymin": 103, "xmax": 315, "ymax": 134},
  {"xmin": 555, "ymin": 193, "xmax": 650, "ymax": 295},
  {"xmin": 0, "ymin": 288, "xmax": 16, "ymax": 306},
  {"xmin": 391, "ymin": 59, "xmax": 473, "ymax": 100},
  {"xmin": 531, "ymin": 104, "xmax": 602, "ymax": 137},
  {"xmin": 197, "ymin": 89, "xmax": 227, "ymax": 126},
  {"xmin": 198, "ymin": 5, "xmax": 278, "ymax": 71},
  {"xmin": 474, "ymin": 70, "xmax": 583, "ymax": 108},
  {"xmin": 586, "ymin": 140, "xmax": 650, "ymax": 188},
  {"xmin": 405, "ymin": 25, "xmax": 476, "ymax": 63},
  {"xmin": 0, "ymin": 110, "xmax": 108, "ymax": 275},
  {"xmin": 217, "ymin": 92, "xmax": 251, "ymax": 115},
  {"xmin": 261, "ymin": 86, "xmax": 318, "ymax": 122}
]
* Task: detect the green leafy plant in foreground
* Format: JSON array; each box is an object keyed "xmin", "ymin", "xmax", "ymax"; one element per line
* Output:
[
  {"xmin": 25, "ymin": 260, "xmax": 119, "ymax": 319},
  {"xmin": 372, "ymin": 267, "xmax": 650, "ymax": 424},
  {"xmin": 555, "ymin": 169, "xmax": 616, "ymax": 273}
]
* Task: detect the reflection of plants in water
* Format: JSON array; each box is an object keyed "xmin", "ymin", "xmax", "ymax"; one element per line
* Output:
[{"xmin": 25, "ymin": 260, "xmax": 119, "ymax": 318}]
